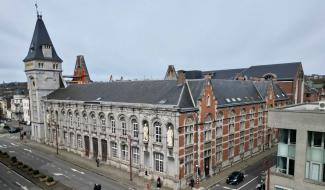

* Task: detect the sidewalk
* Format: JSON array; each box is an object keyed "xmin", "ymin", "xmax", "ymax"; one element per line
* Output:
[
  {"xmin": 21, "ymin": 139, "xmax": 276, "ymax": 190},
  {"xmin": 197, "ymin": 147, "xmax": 277, "ymax": 190},
  {"xmin": 23, "ymin": 140, "xmax": 168, "ymax": 190}
]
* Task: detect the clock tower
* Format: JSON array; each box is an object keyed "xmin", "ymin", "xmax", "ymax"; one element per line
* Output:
[{"xmin": 23, "ymin": 14, "xmax": 64, "ymax": 142}]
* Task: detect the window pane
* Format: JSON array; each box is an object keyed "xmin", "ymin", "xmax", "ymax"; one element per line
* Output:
[
  {"xmin": 289, "ymin": 130, "xmax": 296, "ymax": 144},
  {"xmin": 288, "ymin": 159, "xmax": 295, "ymax": 175},
  {"xmin": 313, "ymin": 132, "xmax": 322, "ymax": 147},
  {"xmin": 279, "ymin": 129, "xmax": 288, "ymax": 144}
]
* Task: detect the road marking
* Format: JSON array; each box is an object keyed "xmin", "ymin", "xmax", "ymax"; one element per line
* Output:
[
  {"xmin": 10, "ymin": 143, "xmax": 16, "ymax": 146},
  {"xmin": 223, "ymin": 187, "xmax": 232, "ymax": 190},
  {"xmin": 23, "ymin": 148, "xmax": 32, "ymax": 153},
  {"xmin": 237, "ymin": 176, "xmax": 258, "ymax": 190},
  {"xmin": 9, "ymin": 150, "xmax": 15, "ymax": 153},
  {"xmin": 15, "ymin": 182, "xmax": 28, "ymax": 190},
  {"xmin": 71, "ymin": 168, "xmax": 85, "ymax": 174},
  {"xmin": 53, "ymin": 173, "xmax": 70, "ymax": 179}
]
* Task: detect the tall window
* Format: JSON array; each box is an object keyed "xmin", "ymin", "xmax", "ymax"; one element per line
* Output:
[
  {"xmin": 99, "ymin": 113, "xmax": 106, "ymax": 131},
  {"xmin": 110, "ymin": 116, "xmax": 116, "ymax": 134},
  {"xmin": 305, "ymin": 131, "xmax": 324, "ymax": 182},
  {"xmin": 277, "ymin": 129, "xmax": 296, "ymax": 176},
  {"xmin": 216, "ymin": 137, "xmax": 222, "ymax": 162},
  {"xmin": 154, "ymin": 153, "xmax": 164, "ymax": 172},
  {"xmin": 82, "ymin": 112, "xmax": 88, "ymax": 130},
  {"xmin": 185, "ymin": 117, "xmax": 194, "ymax": 146},
  {"xmin": 132, "ymin": 119, "xmax": 138, "ymax": 138},
  {"xmin": 228, "ymin": 134, "xmax": 234, "ymax": 158},
  {"xmin": 120, "ymin": 116, "xmax": 127, "ymax": 136},
  {"xmin": 132, "ymin": 147, "xmax": 140, "ymax": 164},
  {"xmin": 76, "ymin": 112, "xmax": 80, "ymax": 128},
  {"xmin": 121, "ymin": 144, "xmax": 128, "ymax": 161},
  {"xmin": 154, "ymin": 122, "xmax": 162, "ymax": 143},
  {"xmin": 216, "ymin": 111, "xmax": 223, "ymax": 138},
  {"xmin": 69, "ymin": 132, "xmax": 74, "ymax": 148},
  {"xmin": 111, "ymin": 142, "xmax": 118, "ymax": 158},
  {"xmin": 77, "ymin": 134, "xmax": 82, "ymax": 149},
  {"xmin": 240, "ymin": 109, "xmax": 246, "ymax": 131},
  {"xmin": 228, "ymin": 110, "xmax": 236, "ymax": 135},
  {"xmin": 68, "ymin": 111, "xmax": 73, "ymax": 127},
  {"xmin": 90, "ymin": 112, "xmax": 96, "ymax": 130},
  {"xmin": 185, "ymin": 154, "xmax": 193, "ymax": 175},
  {"xmin": 204, "ymin": 115, "xmax": 212, "ymax": 142}
]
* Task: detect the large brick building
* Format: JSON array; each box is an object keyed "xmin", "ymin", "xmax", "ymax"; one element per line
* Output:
[
  {"xmin": 165, "ymin": 62, "xmax": 305, "ymax": 104},
  {"xmin": 24, "ymin": 15, "xmax": 289, "ymax": 189}
]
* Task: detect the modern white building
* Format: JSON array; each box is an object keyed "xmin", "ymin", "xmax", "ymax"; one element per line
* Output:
[
  {"xmin": 22, "ymin": 97, "xmax": 30, "ymax": 125},
  {"xmin": 10, "ymin": 94, "xmax": 26, "ymax": 121},
  {"xmin": 268, "ymin": 101, "xmax": 325, "ymax": 190}
]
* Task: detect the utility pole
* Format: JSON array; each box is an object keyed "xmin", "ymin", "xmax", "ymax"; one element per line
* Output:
[
  {"xmin": 55, "ymin": 123, "xmax": 59, "ymax": 155},
  {"xmin": 128, "ymin": 134, "xmax": 132, "ymax": 181}
]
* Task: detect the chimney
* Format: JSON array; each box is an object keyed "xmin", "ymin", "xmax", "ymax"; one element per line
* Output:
[{"xmin": 177, "ymin": 70, "xmax": 186, "ymax": 85}]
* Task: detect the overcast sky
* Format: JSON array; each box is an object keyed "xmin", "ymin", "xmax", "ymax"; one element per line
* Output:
[{"xmin": 1, "ymin": 0, "xmax": 325, "ymax": 82}]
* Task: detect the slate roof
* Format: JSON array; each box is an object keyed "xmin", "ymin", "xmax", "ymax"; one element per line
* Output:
[
  {"xmin": 211, "ymin": 80, "xmax": 263, "ymax": 107},
  {"xmin": 203, "ymin": 68, "xmax": 246, "ymax": 79},
  {"xmin": 23, "ymin": 15, "xmax": 62, "ymax": 63},
  {"xmin": 183, "ymin": 70, "xmax": 204, "ymax": 79},
  {"xmin": 47, "ymin": 80, "xmax": 193, "ymax": 108},
  {"xmin": 242, "ymin": 62, "xmax": 301, "ymax": 80},
  {"xmin": 187, "ymin": 79, "xmax": 263, "ymax": 107},
  {"xmin": 253, "ymin": 81, "xmax": 289, "ymax": 101},
  {"xmin": 187, "ymin": 80, "xmax": 205, "ymax": 106}
]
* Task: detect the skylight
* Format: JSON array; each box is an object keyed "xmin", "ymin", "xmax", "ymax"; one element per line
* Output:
[
  {"xmin": 96, "ymin": 97, "xmax": 102, "ymax": 101},
  {"xmin": 237, "ymin": 98, "xmax": 242, "ymax": 101},
  {"xmin": 231, "ymin": 98, "xmax": 236, "ymax": 102},
  {"xmin": 225, "ymin": 98, "xmax": 231, "ymax": 103},
  {"xmin": 159, "ymin": 99, "xmax": 167, "ymax": 104}
]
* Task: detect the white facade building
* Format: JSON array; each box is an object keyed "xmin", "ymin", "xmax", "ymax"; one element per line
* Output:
[{"xmin": 268, "ymin": 102, "xmax": 325, "ymax": 190}]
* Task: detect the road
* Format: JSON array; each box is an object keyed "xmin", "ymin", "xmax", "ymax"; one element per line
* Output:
[
  {"xmin": 0, "ymin": 133, "xmax": 129, "ymax": 190},
  {"xmin": 209, "ymin": 153, "xmax": 276, "ymax": 190},
  {"xmin": 0, "ymin": 161, "xmax": 41, "ymax": 190}
]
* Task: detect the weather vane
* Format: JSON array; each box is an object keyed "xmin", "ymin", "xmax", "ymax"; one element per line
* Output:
[{"xmin": 35, "ymin": 0, "xmax": 40, "ymax": 17}]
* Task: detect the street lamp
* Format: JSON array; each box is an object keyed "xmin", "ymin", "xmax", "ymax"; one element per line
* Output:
[{"xmin": 128, "ymin": 134, "xmax": 132, "ymax": 181}]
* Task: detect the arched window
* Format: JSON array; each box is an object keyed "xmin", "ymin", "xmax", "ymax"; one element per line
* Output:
[
  {"xmin": 120, "ymin": 116, "xmax": 127, "ymax": 136},
  {"xmin": 99, "ymin": 113, "xmax": 106, "ymax": 131},
  {"xmin": 131, "ymin": 118, "xmax": 138, "ymax": 138},
  {"xmin": 68, "ymin": 110, "xmax": 73, "ymax": 127},
  {"xmin": 90, "ymin": 112, "xmax": 96, "ymax": 130},
  {"xmin": 216, "ymin": 111, "xmax": 223, "ymax": 137},
  {"xmin": 82, "ymin": 111, "xmax": 88, "ymax": 129},
  {"xmin": 75, "ymin": 111, "xmax": 80, "ymax": 128},
  {"xmin": 154, "ymin": 121, "xmax": 162, "ymax": 143}
]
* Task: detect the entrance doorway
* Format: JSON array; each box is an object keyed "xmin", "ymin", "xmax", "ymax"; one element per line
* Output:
[
  {"xmin": 204, "ymin": 157, "xmax": 210, "ymax": 177},
  {"xmin": 84, "ymin": 136, "xmax": 90, "ymax": 157},
  {"xmin": 101, "ymin": 139, "xmax": 107, "ymax": 161},
  {"xmin": 92, "ymin": 137, "xmax": 98, "ymax": 159}
]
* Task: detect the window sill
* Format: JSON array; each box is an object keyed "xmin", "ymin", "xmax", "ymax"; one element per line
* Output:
[
  {"xmin": 304, "ymin": 178, "xmax": 325, "ymax": 186},
  {"xmin": 153, "ymin": 142, "xmax": 163, "ymax": 147}
]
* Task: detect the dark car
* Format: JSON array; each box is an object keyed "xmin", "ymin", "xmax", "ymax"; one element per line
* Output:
[
  {"xmin": 8, "ymin": 127, "xmax": 21, "ymax": 133},
  {"xmin": 226, "ymin": 171, "xmax": 245, "ymax": 185}
]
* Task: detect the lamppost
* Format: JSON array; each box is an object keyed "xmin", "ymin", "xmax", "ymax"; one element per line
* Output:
[{"xmin": 128, "ymin": 134, "xmax": 132, "ymax": 181}]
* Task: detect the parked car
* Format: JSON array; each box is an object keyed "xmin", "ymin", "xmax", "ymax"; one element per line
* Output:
[
  {"xmin": 226, "ymin": 171, "xmax": 245, "ymax": 185},
  {"xmin": 8, "ymin": 127, "xmax": 21, "ymax": 133}
]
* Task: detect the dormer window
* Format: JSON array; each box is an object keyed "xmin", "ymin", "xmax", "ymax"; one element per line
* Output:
[{"xmin": 42, "ymin": 45, "xmax": 52, "ymax": 58}]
